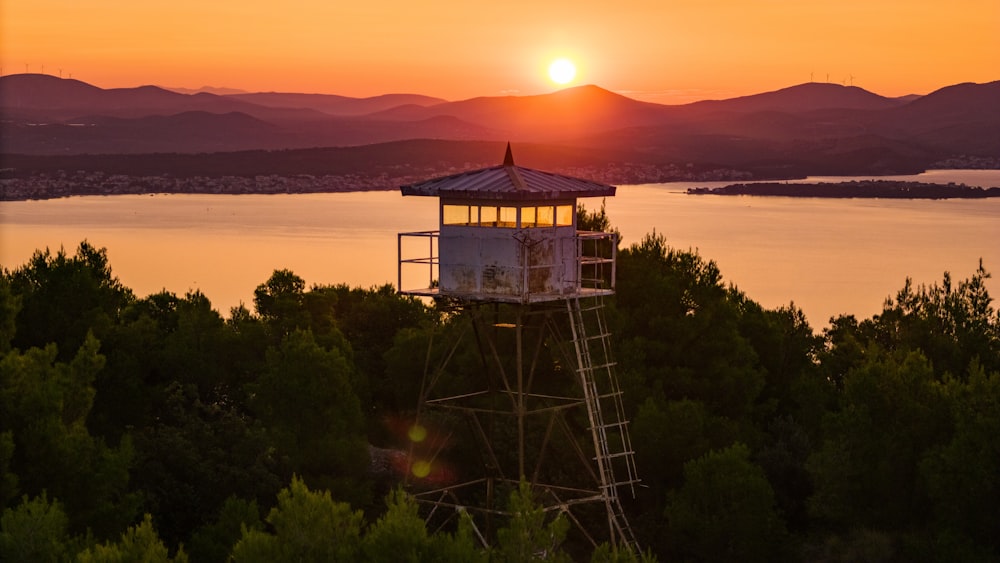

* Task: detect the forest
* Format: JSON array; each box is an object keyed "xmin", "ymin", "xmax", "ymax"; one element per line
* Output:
[{"xmin": 1, "ymin": 207, "xmax": 998, "ymax": 562}]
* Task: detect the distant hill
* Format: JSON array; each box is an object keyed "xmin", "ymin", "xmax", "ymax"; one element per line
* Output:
[
  {"xmin": 871, "ymin": 81, "xmax": 1000, "ymax": 155},
  {"xmin": 1, "ymin": 74, "xmax": 998, "ymax": 177},
  {"xmin": 564, "ymin": 81, "xmax": 1000, "ymax": 175},
  {"xmin": 684, "ymin": 82, "xmax": 906, "ymax": 114},
  {"xmin": 227, "ymin": 92, "xmax": 447, "ymax": 116},
  {"xmin": 1, "ymin": 111, "xmax": 287, "ymax": 154},
  {"xmin": 368, "ymin": 85, "xmax": 672, "ymax": 141},
  {"xmin": 162, "ymin": 85, "xmax": 249, "ymax": 95},
  {"xmin": 0, "ymin": 73, "xmax": 323, "ymax": 122}
]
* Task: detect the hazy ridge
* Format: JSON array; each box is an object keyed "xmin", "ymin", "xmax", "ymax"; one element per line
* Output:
[{"xmin": 1, "ymin": 74, "xmax": 998, "ymax": 182}]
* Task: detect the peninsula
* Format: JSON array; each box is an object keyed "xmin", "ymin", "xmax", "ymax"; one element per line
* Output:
[{"xmin": 687, "ymin": 180, "xmax": 1000, "ymax": 199}]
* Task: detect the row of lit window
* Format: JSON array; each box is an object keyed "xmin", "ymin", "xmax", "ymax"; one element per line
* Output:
[{"xmin": 443, "ymin": 204, "xmax": 574, "ymax": 228}]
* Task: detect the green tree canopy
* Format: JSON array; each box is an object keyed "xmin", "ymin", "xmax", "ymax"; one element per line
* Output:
[
  {"xmin": 7, "ymin": 242, "xmax": 133, "ymax": 361},
  {"xmin": 0, "ymin": 493, "xmax": 71, "ymax": 563},
  {"xmin": 130, "ymin": 383, "xmax": 281, "ymax": 549},
  {"xmin": 920, "ymin": 362, "xmax": 1000, "ymax": 556},
  {"xmin": 76, "ymin": 514, "xmax": 188, "ymax": 563},
  {"xmin": 253, "ymin": 269, "xmax": 310, "ymax": 339},
  {"xmin": 230, "ymin": 476, "xmax": 363, "ymax": 563},
  {"xmin": 0, "ymin": 333, "xmax": 137, "ymax": 537},
  {"xmin": 250, "ymin": 329, "xmax": 368, "ymax": 503},
  {"xmin": 494, "ymin": 481, "xmax": 571, "ymax": 563},
  {"xmin": 361, "ymin": 487, "xmax": 483, "ymax": 563},
  {"xmin": 823, "ymin": 263, "xmax": 999, "ymax": 381},
  {"xmin": 807, "ymin": 350, "xmax": 950, "ymax": 530},
  {"xmin": 614, "ymin": 232, "xmax": 765, "ymax": 421},
  {"xmin": 186, "ymin": 496, "xmax": 262, "ymax": 563},
  {"xmin": 664, "ymin": 443, "xmax": 788, "ymax": 562},
  {"xmin": 0, "ymin": 277, "xmax": 19, "ymax": 355}
]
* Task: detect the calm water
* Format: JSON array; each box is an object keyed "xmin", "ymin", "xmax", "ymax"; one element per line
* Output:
[{"xmin": 1, "ymin": 170, "xmax": 998, "ymax": 330}]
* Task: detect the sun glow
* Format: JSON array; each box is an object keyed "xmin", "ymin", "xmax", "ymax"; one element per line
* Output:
[{"xmin": 548, "ymin": 58, "xmax": 576, "ymax": 85}]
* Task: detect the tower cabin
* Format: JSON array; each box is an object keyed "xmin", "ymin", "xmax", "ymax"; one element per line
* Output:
[{"xmin": 398, "ymin": 145, "xmax": 617, "ymax": 303}]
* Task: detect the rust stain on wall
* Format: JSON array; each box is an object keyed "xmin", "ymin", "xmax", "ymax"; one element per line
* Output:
[{"xmin": 528, "ymin": 241, "xmax": 553, "ymax": 294}]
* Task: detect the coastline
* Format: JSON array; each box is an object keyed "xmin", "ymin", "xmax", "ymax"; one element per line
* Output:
[
  {"xmin": 4, "ymin": 168, "xmax": 1000, "ymax": 203},
  {"xmin": 687, "ymin": 179, "xmax": 1000, "ymax": 199},
  {"xmin": 0, "ymin": 172, "xmax": 401, "ymax": 202}
]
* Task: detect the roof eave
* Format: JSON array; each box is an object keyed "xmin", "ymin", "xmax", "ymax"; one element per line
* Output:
[{"xmin": 399, "ymin": 163, "xmax": 617, "ymax": 200}]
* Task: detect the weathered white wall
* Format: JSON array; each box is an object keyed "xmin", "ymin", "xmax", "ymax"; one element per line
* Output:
[{"xmin": 439, "ymin": 226, "xmax": 577, "ymax": 300}]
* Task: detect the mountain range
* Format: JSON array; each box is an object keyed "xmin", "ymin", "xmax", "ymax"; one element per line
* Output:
[{"xmin": 1, "ymin": 73, "xmax": 998, "ymax": 178}]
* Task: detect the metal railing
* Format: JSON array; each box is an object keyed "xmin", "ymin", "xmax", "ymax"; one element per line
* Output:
[
  {"xmin": 577, "ymin": 231, "xmax": 618, "ymax": 292},
  {"xmin": 398, "ymin": 230, "xmax": 439, "ymax": 296}
]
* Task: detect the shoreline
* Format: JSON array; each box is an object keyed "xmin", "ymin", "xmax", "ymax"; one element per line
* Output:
[
  {"xmin": 687, "ymin": 179, "xmax": 1000, "ymax": 199},
  {"xmin": 0, "ymin": 172, "xmax": 402, "ymax": 202},
  {"xmin": 4, "ymin": 170, "xmax": 1000, "ymax": 203}
]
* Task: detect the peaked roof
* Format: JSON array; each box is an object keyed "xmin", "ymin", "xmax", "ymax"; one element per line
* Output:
[{"xmin": 400, "ymin": 144, "xmax": 616, "ymax": 201}]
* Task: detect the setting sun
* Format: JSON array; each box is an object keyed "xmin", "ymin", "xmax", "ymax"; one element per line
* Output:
[{"xmin": 548, "ymin": 58, "xmax": 576, "ymax": 85}]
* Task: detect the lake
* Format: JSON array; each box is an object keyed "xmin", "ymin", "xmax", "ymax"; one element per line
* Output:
[{"xmin": 2, "ymin": 170, "xmax": 998, "ymax": 331}]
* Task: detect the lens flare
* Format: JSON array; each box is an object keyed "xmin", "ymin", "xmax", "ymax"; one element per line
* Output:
[
  {"xmin": 408, "ymin": 424, "xmax": 428, "ymax": 442},
  {"xmin": 411, "ymin": 460, "xmax": 432, "ymax": 478}
]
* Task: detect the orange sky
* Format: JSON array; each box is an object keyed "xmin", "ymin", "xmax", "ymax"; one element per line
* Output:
[{"xmin": 2, "ymin": 0, "xmax": 998, "ymax": 103}]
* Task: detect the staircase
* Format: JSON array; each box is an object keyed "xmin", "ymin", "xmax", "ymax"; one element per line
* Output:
[{"xmin": 565, "ymin": 295, "xmax": 640, "ymax": 551}]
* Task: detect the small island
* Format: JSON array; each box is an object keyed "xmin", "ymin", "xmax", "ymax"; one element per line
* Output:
[{"xmin": 687, "ymin": 179, "xmax": 1000, "ymax": 199}]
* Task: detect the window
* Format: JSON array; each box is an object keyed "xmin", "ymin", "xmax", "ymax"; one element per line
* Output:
[
  {"xmin": 480, "ymin": 206, "xmax": 498, "ymax": 226},
  {"xmin": 536, "ymin": 206, "xmax": 555, "ymax": 227},
  {"xmin": 556, "ymin": 205, "xmax": 573, "ymax": 227},
  {"xmin": 442, "ymin": 203, "xmax": 574, "ymax": 228},
  {"xmin": 499, "ymin": 206, "xmax": 517, "ymax": 227},
  {"xmin": 443, "ymin": 205, "xmax": 474, "ymax": 226},
  {"xmin": 521, "ymin": 206, "xmax": 537, "ymax": 227}
]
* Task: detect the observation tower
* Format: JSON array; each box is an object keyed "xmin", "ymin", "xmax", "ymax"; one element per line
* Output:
[{"xmin": 397, "ymin": 144, "xmax": 638, "ymax": 551}]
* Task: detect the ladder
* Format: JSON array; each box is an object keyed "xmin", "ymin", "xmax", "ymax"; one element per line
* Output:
[{"xmin": 565, "ymin": 295, "xmax": 640, "ymax": 551}]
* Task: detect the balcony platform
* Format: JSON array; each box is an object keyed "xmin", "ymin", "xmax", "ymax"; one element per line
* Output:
[
  {"xmin": 399, "ymin": 285, "xmax": 615, "ymax": 304},
  {"xmin": 399, "ymin": 229, "xmax": 617, "ymax": 304}
]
